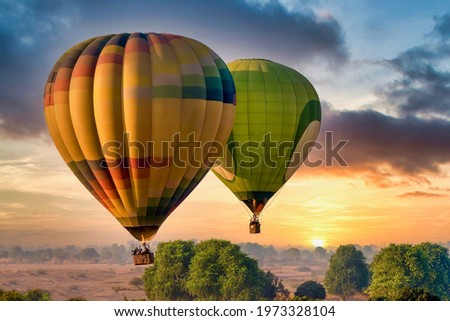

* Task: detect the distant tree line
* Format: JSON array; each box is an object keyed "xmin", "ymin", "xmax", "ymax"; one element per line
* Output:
[
  {"xmin": 238, "ymin": 242, "xmax": 381, "ymax": 265},
  {"xmin": 0, "ymin": 244, "xmax": 133, "ymax": 264},
  {"xmin": 0, "ymin": 241, "xmax": 378, "ymax": 266}
]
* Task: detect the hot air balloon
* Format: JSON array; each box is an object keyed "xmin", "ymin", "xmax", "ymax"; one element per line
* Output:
[
  {"xmin": 212, "ymin": 59, "xmax": 320, "ymax": 233},
  {"xmin": 44, "ymin": 33, "xmax": 235, "ymax": 263}
]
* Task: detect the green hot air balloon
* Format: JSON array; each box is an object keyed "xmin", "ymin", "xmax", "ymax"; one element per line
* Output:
[{"xmin": 212, "ymin": 59, "xmax": 321, "ymax": 233}]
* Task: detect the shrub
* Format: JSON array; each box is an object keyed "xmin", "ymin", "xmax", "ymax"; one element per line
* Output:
[
  {"xmin": 24, "ymin": 288, "xmax": 51, "ymax": 301},
  {"xmin": 129, "ymin": 277, "xmax": 144, "ymax": 288},
  {"xmin": 294, "ymin": 281, "xmax": 326, "ymax": 300},
  {"xmin": 1, "ymin": 290, "xmax": 25, "ymax": 301}
]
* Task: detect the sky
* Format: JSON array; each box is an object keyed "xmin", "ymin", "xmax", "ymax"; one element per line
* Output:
[{"xmin": 0, "ymin": 0, "xmax": 449, "ymax": 248}]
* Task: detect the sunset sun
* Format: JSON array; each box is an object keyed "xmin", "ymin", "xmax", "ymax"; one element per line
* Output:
[{"xmin": 311, "ymin": 239, "xmax": 325, "ymax": 247}]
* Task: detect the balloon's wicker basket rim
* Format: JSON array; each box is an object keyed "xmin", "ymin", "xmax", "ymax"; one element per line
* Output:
[{"xmin": 132, "ymin": 252, "xmax": 154, "ymax": 265}]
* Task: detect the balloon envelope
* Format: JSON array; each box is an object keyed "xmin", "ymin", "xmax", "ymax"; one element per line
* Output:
[
  {"xmin": 44, "ymin": 33, "xmax": 235, "ymax": 241},
  {"xmin": 212, "ymin": 59, "xmax": 320, "ymax": 218}
]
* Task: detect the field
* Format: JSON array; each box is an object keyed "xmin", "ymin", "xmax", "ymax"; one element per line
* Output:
[
  {"xmin": 0, "ymin": 264, "xmax": 147, "ymax": 301},
  {"xmin": 0, "ymin": 263, "xmax": 328, "ymax": 301},
  {"xmin": 263, "ymin": 263, "xmax": 327, "ymax": 291},
  {"xmin": 0, "ymin": 262, "xmax": 369, "ymax": 300}
]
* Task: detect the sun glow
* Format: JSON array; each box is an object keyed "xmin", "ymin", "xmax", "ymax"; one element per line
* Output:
[{"xmin": 311, "ymin": 239, "xmax": 325, "ymax": 247}]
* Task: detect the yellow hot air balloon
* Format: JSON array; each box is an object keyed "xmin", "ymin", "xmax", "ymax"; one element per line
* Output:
[
  {"xmin": 212, "ymin": 59, "xmax": 321, "ymax": 233},
  {"xmin": 44, "ymin": 33, "xmax": 236, "ymax": 248}
]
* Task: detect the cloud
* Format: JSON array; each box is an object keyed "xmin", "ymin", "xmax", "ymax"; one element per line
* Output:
[
  {"xmin": 378, "ymin": 45, "xmax": 450, "ymax": 118},
  {"xmin": 0, "ymin": 0, "xmax": 348, "ymax": 138},
  {"xmin": 432, "ymin": 12, "xmax": 450, "ymax": 40},
  {"xmin": 398, "ymin": 191, "xmax": 446, "ymax": 198},
  {"xmin": 375, "ymin": 13, "xmax": 450, "ymax": 119},
  {"xmin": 0, "ymin": 202, "xmax": 25, "ymax": 209},
  {"xmin": 318, "ymin": 106, "xmax": 450, "ymax": 177},
  {"xmin": 234, "ymin": 0, "xmax": 349, "ymax": 66},
  {"xmin": 303, "ymin": 14, "xmax": 450, "ymax": 186},
  {"xmin": 0, "ymin": 0, "xmax": 79, "ymax": 138}
]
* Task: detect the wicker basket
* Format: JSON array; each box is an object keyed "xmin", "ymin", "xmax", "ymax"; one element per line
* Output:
[
  {"xmin": 249, "ymin": 221, "xmax": 261, "ymax": 234},
  {"xmin": 132, "ymin": 252, "xmax": 154, "ymax": 265}
]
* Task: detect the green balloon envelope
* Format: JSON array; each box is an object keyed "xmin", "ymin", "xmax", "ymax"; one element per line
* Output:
[{"xmin": 212, "ymin": 59, "xmax": 321, "ymax": 223}]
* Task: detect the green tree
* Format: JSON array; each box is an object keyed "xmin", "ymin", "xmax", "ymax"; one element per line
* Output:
[
  {"xmin": 24, "ymin": 288, "xmax": 51, "ymax": 301},
  {"xmin": 1, "ymin": 290, "xmax": 25, "ymax": 301},
  {"xmin": 186, "ymin": 239, "xmax": 270, "ymax": 300},
  {"xmin": 324, "ymin": 244, "xmax": 369, "ymax": 300},
  {"xmin": 368, "ymin": 243, "xmax": 450, "ymax": 300},
  {"xmin": 294, "ymin": 280, "xmax": 326, "ymax": 300},
  {"xmin": 397, "ymin": 288, "xmax": 441, "ymax": 301},
  {"xmin": 415, "ymin": 242, "xmax": 450, "ymax": 300},
  {"xmin": 143, "ymin": 240, "xmax": 195, "ymax": 300}
]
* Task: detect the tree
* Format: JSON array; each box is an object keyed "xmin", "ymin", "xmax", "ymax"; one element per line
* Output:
[
  {"xmin": 313, "ymin": 247, "xmax": 328, "ymax": 260},
  {"xmin": 0, "ymin": 288, "xmax": 51, "ymax": 301},
  {"xmin": 52, "ymin": 248, "xmax": 69, "ymax": 263},
  {"xmin": 282, "ymin": 248, "xmax": 302, "ymax": 263},
  {"xmin": 24, "ymin": 288, "xmax": 51, "ymax": 301},
  {"xmin": 186, "ymin": 239, "xmax": 271, "ymax": 300},
  {"xmin": 415, "ymin": 242, "xmax": 450, "ymax": 300},
  {"xmin": 294, "ymin": 281, "xmax": 326, "ymax": 300},
  {"xmin": 143, "ymin": 240, "xmax": 195, "ymax": 300},
  {"xmin": 397, "ymin": 288, "xmax": 441, "ymax": 301},
  {"xmin": 0, "ymin": 290, "xmax": 25, "ymax": 301},
  {"xmin": 240, "ymin": 243, "xmax": 278, "ymax": 264},
  {"xmin": 80, "ymin": 248, "xmax": 100, "ymax": 263},
  {"xmin": 368, "ymin": 243, "xmax": 450, "ymax": 300},
  {"xmin": 324, "ymin": 244, "xmax": 369, "ymax": 300},
  {"xmin": 143, "ymin": 239, "xmax": 281, "ymax": 301},
  {"xmin": 100, "ymin": 247, "xmax": 113, "ymax": 262},
  {"xmin": 109, "ymin": 244, "xmax": 129, "ymax": 264},
  {"xmin": 9, "ymin": 245, "xmax": 23, "ymax": 261}
]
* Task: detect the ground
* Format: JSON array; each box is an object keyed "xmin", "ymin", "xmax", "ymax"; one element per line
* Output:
[
  {"xmin": 0, "ymin": 262, "xmax": 367, "ymax": 300},
  {"xmin": 0, "ymin": 264, "xmax": 147, "ymax": 301}
]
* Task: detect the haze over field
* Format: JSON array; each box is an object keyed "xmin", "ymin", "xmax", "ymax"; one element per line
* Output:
[{"xmin": 0, "ymin": 0, "xmax": 449, "ymax": 247}]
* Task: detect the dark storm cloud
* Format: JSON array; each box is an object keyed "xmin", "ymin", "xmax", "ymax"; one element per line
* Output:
[
  {"xmin": 0, "ymin": 0, "xmax": 348, "ymax": 138},
  {"xmin": 0, "ymin": 0, "xmax": 79, "ymax": 137},
  {"xmin": 73, "ymin": 0, "xmax": 349, "ymax": 66},
  {"xmin": 203, "ymin": 0, "xmax": 349, "ymax": 66},
  {"xmin": 318, "ymin": 105, "xmax": 450, "ymax": 177},
  {"xmin": 377, "ymin": 13, "xmax": 450, "ymax": 118},
  {"xmin": 378, "ymin": 46, "xmax": 450, "ymax": 118},
  {"xmin": 432, "ymin": 12, "xmax": 450, "ymax": 39},
  {"xmin": 313, "ymin": 12, "xmax": 450, "ymax": 184}
]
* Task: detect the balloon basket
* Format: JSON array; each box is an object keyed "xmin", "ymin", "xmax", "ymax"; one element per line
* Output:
[
  {"xmin": 132, "ymin": 252, "xmax": 154, "ymax": 265},
  {"xmin": 249, "ymin": 221, "xmax": 261, "ymax": 234}
]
